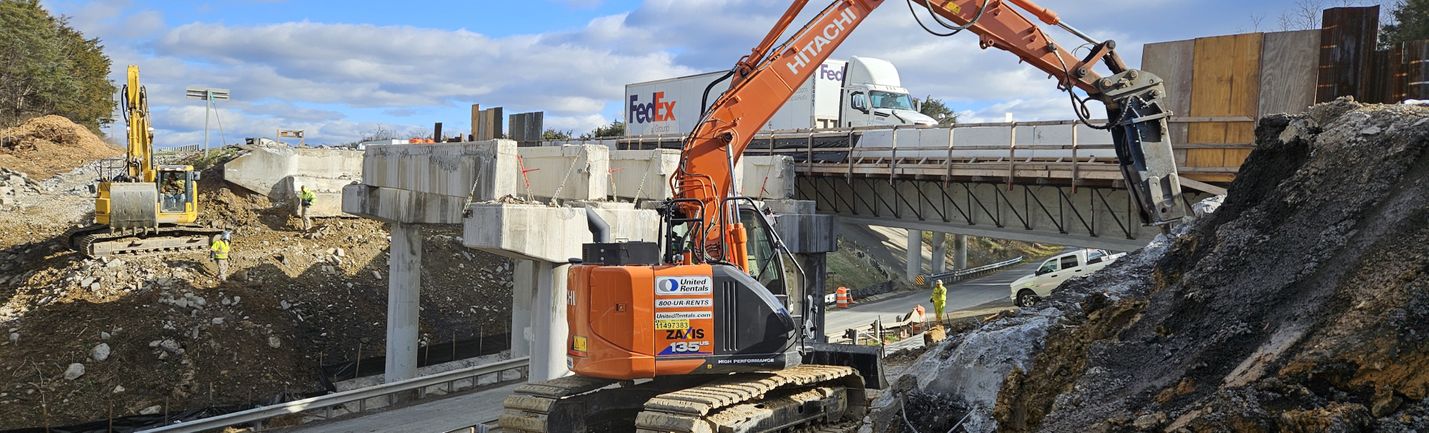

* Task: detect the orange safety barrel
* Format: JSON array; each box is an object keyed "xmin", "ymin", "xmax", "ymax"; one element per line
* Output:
[{"xmin": 835, "ymin": 286, "xmax": 850, "ymax": 309}]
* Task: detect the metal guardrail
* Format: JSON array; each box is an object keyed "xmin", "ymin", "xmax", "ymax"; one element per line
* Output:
[
  {"xmin": 139, "ymin": 357, "xmax": 530, "ymax": 433},
  {"xmin": 921, "ymin": 256, "xmax": 1025, "ymax": 287}
]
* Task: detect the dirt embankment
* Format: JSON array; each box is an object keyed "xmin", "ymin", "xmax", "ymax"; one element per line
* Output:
[
  {"xmin": 871, "ymin": 100, "xmax": 1429, "ymax": 432},
  {"xmin": 0, "ymin": 156, "xmax": 514, "ymax": 429},
  {"xmin": 0, "ymin": 115, "xmax": 120, "ymax": 180}
]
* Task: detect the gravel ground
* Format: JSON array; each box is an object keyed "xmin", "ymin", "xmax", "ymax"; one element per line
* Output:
[{"xmin": 0, "ymin": 153, "xmax": 515, "ymax": 429}]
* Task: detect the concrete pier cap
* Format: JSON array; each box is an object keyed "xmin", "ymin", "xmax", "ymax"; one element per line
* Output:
[{"xmin": 461, "ymin": 201, "xmax": 661, "ymax": 263}]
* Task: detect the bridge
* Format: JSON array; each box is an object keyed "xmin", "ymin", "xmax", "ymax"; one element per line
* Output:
[{"xmin": 592, "ymin": 118, "xmax": 1245, "ymax": 270}]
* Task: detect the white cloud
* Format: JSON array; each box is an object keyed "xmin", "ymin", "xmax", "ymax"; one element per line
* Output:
[{"xmin": 49, "ymin": 0, "xmax": 1226, "ymax": 147}]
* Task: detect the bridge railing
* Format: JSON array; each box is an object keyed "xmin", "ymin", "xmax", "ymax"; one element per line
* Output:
[
  {"xmin": 139, "ymin": 357, "xmax": 529, "ymax": 433},
  {"xmin": 548, "ymin": 118, "xmax": 1255, "ymax": 185},
  {"xmin": 922, "ymin": 256, "xmax": 1025, "ymax": 288}
]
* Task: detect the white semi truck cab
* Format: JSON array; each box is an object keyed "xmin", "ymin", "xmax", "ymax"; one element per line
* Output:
[
  {"xmin": 838, "ymin": 57, "xmax": 936, "ymax": 128},
  {"xmin": 625, "ymin": 56, "xmax": 936, "ymax": 137}
]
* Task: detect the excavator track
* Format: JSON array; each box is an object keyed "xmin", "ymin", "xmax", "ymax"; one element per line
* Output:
[
  {"xmin": 69, "ymin": 225, "xmax": 224, "ymax": 258},
  {"xmin": 500, "ymin": 365, "xmax": 866, "ymax": 433}
]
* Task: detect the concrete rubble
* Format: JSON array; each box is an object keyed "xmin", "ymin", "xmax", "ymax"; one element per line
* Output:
[
  {"xmin": 223, "ymin": 145, "xmax": 366, "ymax": 218},
  {"xmin": 869, "ymin": 100, "xmax": 1429, "ymax": 432}
]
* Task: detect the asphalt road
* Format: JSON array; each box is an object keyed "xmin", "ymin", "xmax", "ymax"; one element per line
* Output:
[
  {"xmin": 281, "ymin": 382, "xmax": 519, "ymax": 433},
  {"xmin": 822, "ymin": 259, "xmax": 1042, "ymax": 338}
]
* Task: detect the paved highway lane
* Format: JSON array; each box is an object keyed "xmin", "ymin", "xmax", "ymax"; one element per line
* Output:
[
  {"xmin": 822, "ymin": 259, "xmax": 1042, "ymax": 339},
  {"xmin": 280, "ymin": 382, "xmax": 519, "ymax": 433}
]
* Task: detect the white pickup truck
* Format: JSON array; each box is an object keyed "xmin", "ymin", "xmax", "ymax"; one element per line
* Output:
[{"xmin": 1010, "ymin": 249, "xmax": 1125, "ymax": 307}]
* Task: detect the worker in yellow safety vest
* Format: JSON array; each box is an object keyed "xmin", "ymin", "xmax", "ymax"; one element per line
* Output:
[
  {"xmin": 298, "ymin": 186, "xmax": 317, "ymax": 232},
  {"xmin": 210, "ymin": 231, "xmax": 231, "ymax": 282},
  {"xmin": 931, "ymin": 280, "xmax": 947, "ymax": 323}
]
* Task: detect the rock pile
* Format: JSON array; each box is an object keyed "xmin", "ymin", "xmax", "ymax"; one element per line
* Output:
[
  {"xmin": 0, "ymin": 167, "xmax": 39, "ymax": 208},
  {"xmin": 871, "ymin": 100, "xmax": 1429, "ymax": 432}
]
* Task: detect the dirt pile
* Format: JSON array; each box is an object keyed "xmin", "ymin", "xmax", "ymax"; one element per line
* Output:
[
  {"xmin": 0, "ymin": 115, "xmax": 120, "ymax": 179},
  {"xmin": 0, "ymin": 158, "xmax": 514, "ymax": 429},
  {"xmin": 869, "ymin": 100, "xmax": 1429, "ymax": 432}
]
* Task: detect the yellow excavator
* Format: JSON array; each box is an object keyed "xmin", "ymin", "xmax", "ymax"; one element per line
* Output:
[{"xmin": 68, "ymin": 65, "xmax": 224, "ymax": 258}]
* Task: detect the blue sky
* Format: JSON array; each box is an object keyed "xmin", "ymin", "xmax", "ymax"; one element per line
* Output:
[{"xmin": 39, "ymin": 0, "xmax": 1391, "ymax": 147}]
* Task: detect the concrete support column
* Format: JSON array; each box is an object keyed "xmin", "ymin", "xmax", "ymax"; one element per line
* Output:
[
  {"xmin": 906, "ymin": 229, "xmax": 923, "ymax": 281},
  {"xmin": 529, "ymin": 261, "xmax": 571, "ymax": 382},
  {"xmin": 930, "ymin": 232, "xmax": 947, "ymax": 275},
  {"xmin": 385, "ymin": 223, "xmax": 421, "ymax": 383},
  {"xmin": 510, "ymin": 261, "xmax": 534, "ymax": 359},
  {"xmin": 954, "ymin": 234, "xmax": 968, "ymax": 269}
]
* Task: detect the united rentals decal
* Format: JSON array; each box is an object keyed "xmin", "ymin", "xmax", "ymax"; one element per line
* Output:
[{"xmin": 654, "ymin": 276, "xmax": 715, "ymax": 357}]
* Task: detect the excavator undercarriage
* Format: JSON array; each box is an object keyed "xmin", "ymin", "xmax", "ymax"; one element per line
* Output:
[
  {"xmin": 69, "ymin": 224, "xmax": 224, "ymax": 258},
  {"xmin": 500, "ymin": 365, "xmax": 866, "ymax": 433}
]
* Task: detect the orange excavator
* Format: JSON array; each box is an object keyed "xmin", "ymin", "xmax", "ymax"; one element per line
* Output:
[{"xmin": 501, "ymin": 0, "xmax": 1184, "ymax": 431}]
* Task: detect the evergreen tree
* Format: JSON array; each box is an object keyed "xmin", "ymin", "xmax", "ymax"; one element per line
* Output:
[
  {"xmin": 1381, "ymin": 0, "xmax": 1429, "ymax": 45},
  {"xmin": 542, "ymin": 129, "xmax": 573, "ymax": 140},
  {"xmin": 0, "ymin": 0, "xmax": 115, "ymax": 131},
  {"xmin": 588, "ymin": 120, "xmax": 625, "ymax": 138},
  {"xmin": 916, "ymin": 96, "xmax": 958, "ymax": 126}
]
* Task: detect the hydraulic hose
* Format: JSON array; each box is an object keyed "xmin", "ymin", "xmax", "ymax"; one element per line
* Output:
[{"xmin": 907, "ymin": 0, "xmax": 989, "ymax": 37}]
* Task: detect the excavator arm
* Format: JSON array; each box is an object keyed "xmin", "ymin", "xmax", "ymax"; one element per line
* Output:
[
  {"xmin": 674, "ymin": 0, "xmax": 883, "ymax": 268},
  {"xmin": 909, "ymin": 0, "xmax": 1185, "ymax": 226},
  {"xmin": 675, "ymin": 0, "xmax": 1185, "ymax": 271},
  {"xmin": 122, "ymin": 65, "xmax": 156, "ymax": 183}
]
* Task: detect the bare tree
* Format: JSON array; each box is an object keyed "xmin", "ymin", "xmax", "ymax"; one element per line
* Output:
[
  {"xmin": 359, "ymin": 125, "xmax": 399, "ymax": 142},
  {"xmin": 1246, "ymin": 13, "xmax": 1267, "ymax": 32},
  {"xmin": 1278, "ymin": 0, "xmax": 1395, "ymax": 30}
]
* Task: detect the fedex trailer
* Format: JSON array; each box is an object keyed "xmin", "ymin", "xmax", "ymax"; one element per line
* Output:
[{"xmin": 625, "ymin": 57, "xmax": 936, "ymax": 137}]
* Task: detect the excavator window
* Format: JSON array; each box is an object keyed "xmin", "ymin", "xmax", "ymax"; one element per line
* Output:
[
  {"xmin": 158, "ymin": 170, "xmax": 190, "ymax": 213},
  {"xmin": 739, "ymin": 206, "xmax": 787, "ymax": 296}
]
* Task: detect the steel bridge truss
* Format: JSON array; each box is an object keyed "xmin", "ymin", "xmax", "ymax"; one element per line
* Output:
[{"xmin": 795, "ymin": 174, "xmax": 1197, "ymax": 251}]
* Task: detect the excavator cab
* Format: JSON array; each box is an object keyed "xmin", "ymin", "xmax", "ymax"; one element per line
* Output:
[{"xmin": 156, "ymin": 166, "xmax": 199, "ymax": 217}]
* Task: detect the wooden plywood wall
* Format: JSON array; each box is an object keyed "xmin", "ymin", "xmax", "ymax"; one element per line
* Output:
[
  {"xmin": 1142, "ymin": 29, "xmax": 1323, "ymax": 182},
  {"xmin": 1142, "ymin": 40, "xmax": 1195, "ymax": 146},
  {"xmin": 1141, "ymin": 7, "xmax": 1427, "ymax": 184},
  {"xmin": 1260, "ymin": 30, "xmax": 1322, "ymax": 115},
  {"xmin": 1186, "ymin": 33, "xmax": 1262, "ymax": 179}
]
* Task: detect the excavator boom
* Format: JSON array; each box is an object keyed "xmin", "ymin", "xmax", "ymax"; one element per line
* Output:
[
  {"xmin": 123, "ymin": 65, "xmax": 156, "ymax": 183},
  {"xmin": 675, "ymin": 0, "xmax": 884, "ymax": 268}
]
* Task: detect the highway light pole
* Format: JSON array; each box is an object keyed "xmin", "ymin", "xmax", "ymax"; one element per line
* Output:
[{"xmin": 185, "ymin": 87, "xmax": 230, "ymax": 156}]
